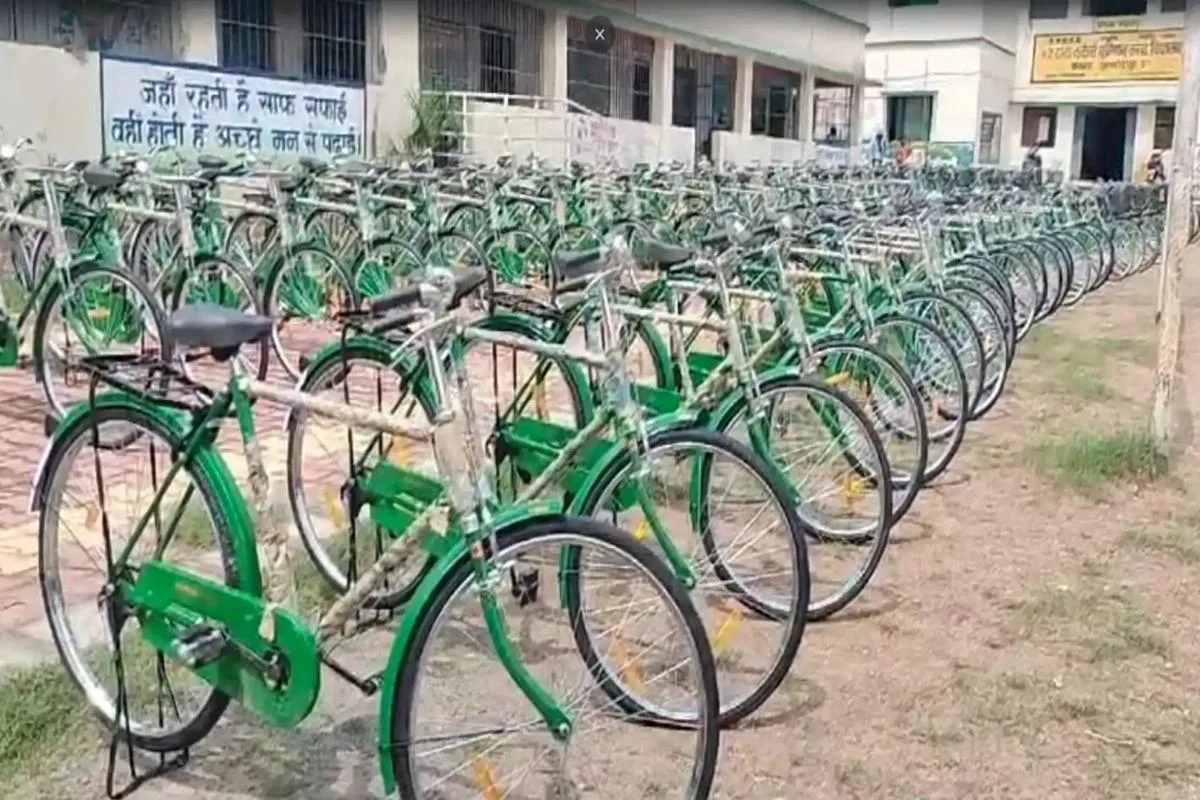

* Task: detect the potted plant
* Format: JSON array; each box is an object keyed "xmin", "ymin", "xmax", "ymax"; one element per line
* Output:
[{"xmin": 405, "ymin": 90, "xmax": 462, "ymax": 168}]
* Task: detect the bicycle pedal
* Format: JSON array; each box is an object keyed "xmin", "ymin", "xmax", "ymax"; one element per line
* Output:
[
  {"xmin": 174, "ymin": 625, "xmax": 227, "ymax": 668},
  {"xmin": 510, "ymin": 567, "xmax": 540, "ymax": 607}
]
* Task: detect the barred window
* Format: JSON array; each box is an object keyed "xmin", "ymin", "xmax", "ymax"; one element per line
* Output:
[
  {"xmin": 752, "ymin": 64, "xmax": 803, "ymax": 139},
  {"xmin": 0, "ymin": 0, "xmax": 173, "ymax": 57},
  {"xmin": 567, "ymin": 17, "xmax": 652, "ymax": 122},
  {"xmin": 418, "ymin": 0, "xmax": 543, "ymax": 96},
  {"xmin": 219, "ymin": 0, "xmax": 369, "ymax": 84}
]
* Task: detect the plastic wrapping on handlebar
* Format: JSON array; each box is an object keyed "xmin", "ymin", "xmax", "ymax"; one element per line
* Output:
[
  {"xmin": 558, "ymin": 248, "xmax": 604, "ymax": 270},
  {"xmin": 364, "ymin": 307, "xmax": 425, "ymax": 336},
  {"xmin": 366, "ymin": 284, "xmax": 423, "ymax": 314}
]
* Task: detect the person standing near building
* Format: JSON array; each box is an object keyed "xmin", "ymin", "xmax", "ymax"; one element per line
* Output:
[{"xmin": 867, "ymin": 130, "xmax": 885, "ymax": 162}]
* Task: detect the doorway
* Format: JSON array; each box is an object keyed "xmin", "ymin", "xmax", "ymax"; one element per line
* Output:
[{"xmin": 1078, "ymin": 106, "xmax": 1132, "ymax": 181}]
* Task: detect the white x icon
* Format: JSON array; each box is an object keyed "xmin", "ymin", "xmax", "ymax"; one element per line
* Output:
[{"xmin": 594, "ymin": 28, "xmax": 606, "ymax": 41}]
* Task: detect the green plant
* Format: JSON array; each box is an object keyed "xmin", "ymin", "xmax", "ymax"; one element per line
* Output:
[
  {"xmin": 1028, "ymin": 427, "xmax": 1168, "ymax": 493},
  {"xmin": 404, "ymin": 90, "xmax": 462, "ymax": 158}
]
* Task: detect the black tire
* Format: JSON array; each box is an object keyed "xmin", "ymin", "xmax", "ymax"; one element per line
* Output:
[
  {"xmin": 570, "ymin": 426, "xmax": 808, "ymax": 726},
  {"xmin": 37, "ymin": 403, "xmax": 237, "ymax": 752},
  {"xmin": 260, "ymin": 243, "xmax": 359, "ymax": 381},
  {"xmin": 387, "ymin": 517, "xmax": 721, "ymax": 799},
  {"xmin": 712, "ymin": 375, "xmax": 894, "ymax": 619}
]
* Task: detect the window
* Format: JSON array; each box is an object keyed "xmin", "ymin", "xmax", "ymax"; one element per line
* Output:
[
  {"xmin": 1084, "ymin": 0, "xmax": 1146, "ymax": 15},
  {"xmin": 0, "ymin": 0, "xmax": 173, "ymax": 56},
  {"xmin": 1029, "ymin": 0, "xmax": 1070, "ymax": 19},
  {"xmin": 1161, "ymin": 0, "xmax": 1185, "ymax": 11},
  {"xmin": 1154, "ymin": 105, "xmax": 1175, "ymax": 150},
  {"xmin": 303, "ymin": 0, "xmax": 366, "ymax": 84},
  {"xmin": 1021, "ymin": 106, "xmax": 1057, "ymax": 146},
  {"xmin": 886, "ymin": 94, "xmax": 933, "ymax": 142},
  {"xmin": 978, "ymin": 112, "xmax": 1002, "ymax": 164},
  {"xmin": 418, "ymin": 0, "xmax": 544, "ymax": 96},
  {"xmin": 673, "ymin": 64, "xmax": 697, "ymax": 128},
  {"xmin": 479, "ymin": 25, "xmax": 515, "ymax": 94},
  {"xmin": 220, "ymin": 0, "xmax": 275, "ymax": 73},
  {"xmin": 632, "ymin": 61, "xmax": 651, "ymax": 122},
  {"xmin": 219, "ymin": 0, "xmax": 369, "ymax": 82},
  {"xmin": 751, "ymin": 63, "xmax": 802, "ymax": 139},
  {"xmin": 566, "ymin": 17, "xmax": 653, "ymax": 121}
]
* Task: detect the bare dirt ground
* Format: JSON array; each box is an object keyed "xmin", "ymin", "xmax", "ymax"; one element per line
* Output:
[{"xmin": 5, "ymin": 265, "xmax": 1200, "ymax": 799}]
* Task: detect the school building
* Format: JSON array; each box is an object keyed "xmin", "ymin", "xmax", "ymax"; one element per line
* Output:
[
  {"xmin": 0, "ymin": 0, "xmax": 872, "ymax": 168},
  {"xmin": 863, "ymin": 0, "xmax": 1185, "ymax": 178}
]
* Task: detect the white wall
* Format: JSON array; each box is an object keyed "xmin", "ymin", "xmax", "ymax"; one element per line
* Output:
[
  {"xmin": 866, "ymin": 0, "xmax": 984, "ymax": 43},
  {"xmin": 865, "ymin": 41, "xmax": 996, "ymax": 143},
  {"xmin": 0, "ymin": 42, "xmax": 102, "ymax": 162},
  {"xmin": 591, "ymin": 0, "xmax": 867, "ymax": 81}
]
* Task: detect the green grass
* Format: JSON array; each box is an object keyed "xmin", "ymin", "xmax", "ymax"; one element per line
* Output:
[
  {"xmin": 0, "ymin": 663, "xmax": 87, "ymax": 783},
  {"xmin": 1120, "ymin": 522, "xmax": 1200, "ymax": 565},
  {"xmin": 1023, "ymin": 328, "xmax": 1156, "ymax": 401},
  {"xmin": 1029, "ymin": 427, "xmax": 1167, "ymax": 493},
  {"xmin": 1014, "ymin": 580, "xmax": 1170, "ymax": 664}
]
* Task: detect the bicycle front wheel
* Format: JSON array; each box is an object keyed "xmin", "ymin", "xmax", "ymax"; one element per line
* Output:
[{"xmin": 387, "ymin": 517, "xmax": 721, "ymax": 800}]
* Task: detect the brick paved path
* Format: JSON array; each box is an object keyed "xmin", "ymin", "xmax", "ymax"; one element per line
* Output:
[{"xmin": 0, "ymin": 324, "xmax": 588, "ymax": 666}]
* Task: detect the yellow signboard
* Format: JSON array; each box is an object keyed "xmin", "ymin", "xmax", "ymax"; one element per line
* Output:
[{"xmin": 1031, "ymin": 29, "xmax": 1182, "ymax": 83}]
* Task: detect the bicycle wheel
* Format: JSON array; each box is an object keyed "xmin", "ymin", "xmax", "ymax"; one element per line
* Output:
[
  {"xmin": 946, "ymin": 283, "xmax": 1011, "ymax": 420},
  {"xmin": 387, "ymin": 517, "xmax": 720, "ymax": 799},
  {"xmin": 261, "ymin": 243, "xmax": 358, "ymax": 381},
  {"xmin": 873, "ymin": 314, "xmax": 970, "ymax": 483},
  {"xmin": 572, "ymin": 426, "xmax": 808, "ymax": 726},
  {"xmin": 901, "ymin": 291, "xmax": 986, "ymax": 417},
  {"xmin": 37, "ymin": 402, "xmax": 240, "ymax": 752},
  {"xmin": 716, "ymin": 375, "xmax": 894, "ymax": 618},
  {"xmin": 34, "ymin": 260, "xmax": 171, "ymax": 421},
  {"xmin": 809, "ymin": 339, "xmax": 928, "ymax": 525},
  {"xmin": 286, "ymin": 341, "xmax": 439, "ymax": 609}
]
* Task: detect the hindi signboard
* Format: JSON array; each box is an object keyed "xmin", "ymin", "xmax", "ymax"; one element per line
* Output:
[
  {"xmin": 1031, "ymin": 29, "xmax": 1182, "ymax": 83},
  {"xmin": 100, "ymin": 55, "xmax": 366, "ymax": 158}
]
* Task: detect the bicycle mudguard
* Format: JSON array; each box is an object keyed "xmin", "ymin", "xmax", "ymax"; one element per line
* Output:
[
  {"xmin": 704, "ymin": 364, "xmax": 805, "ymax": 434},
  {"xmin": 563, "ymin": 408, "xmax": 705, "ymax": 519},
  {"xmin": 30, "ymin": 392, "xmax": 263, "ymax": 598},
  {"xmin": 375, "ymin": 501, "xmax": 564, "ymax": 796}
]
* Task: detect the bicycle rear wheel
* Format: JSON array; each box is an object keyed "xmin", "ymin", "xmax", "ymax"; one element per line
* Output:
[{"xmin": 37, "ymin": 402, "xmax": 239, "ymax": 752}]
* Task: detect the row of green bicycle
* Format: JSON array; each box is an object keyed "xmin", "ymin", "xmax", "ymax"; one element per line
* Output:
[{"xmin": 22, "ymin": 152, "xmax": 1163, "ymax": 798}]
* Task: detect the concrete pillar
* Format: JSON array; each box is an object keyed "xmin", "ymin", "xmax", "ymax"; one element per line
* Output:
[
  {"xmin": 541, "ymin": 10, "xmax": 568, "ymax": 100},
  {"xmin": 1131, "ymin": 103, "xmax": 1158, "ymax": 181},
  {"xmin": 848, "ymin": 82, "xmax": 864, "ymax": 160},
  {"xmin": 734, "ymin": 56, "xmax": 753, "ymax": 134},
  {"xmin": 369, "ymin": 0, "xmax": 422, "ymax": 157},
  {"xmin": 176, "ymin": 0, "xmax": 218, "ymax": 64},
  {"xmin": 651, "ymin": 37, "xmax": 674, "ymax": 126},
  {"xmin": 797, "ymin": 70, "xmax": 815, "ymax": 145}
]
